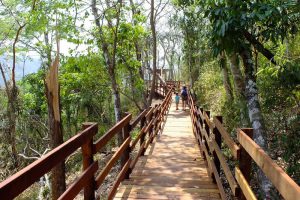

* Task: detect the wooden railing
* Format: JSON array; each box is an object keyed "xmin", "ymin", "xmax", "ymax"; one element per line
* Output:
[
  {"xmin": 0, "ymin": 84, "xmax": 175, "ymax": 200},
  {"xmin": 188, "ymin": 91, "xmax": 300, "ymax": 200}
]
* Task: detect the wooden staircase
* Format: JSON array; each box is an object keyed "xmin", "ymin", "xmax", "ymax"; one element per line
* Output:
[{"xmin": 114, "ymin": 95, "xmax": 221, "ymax": 200}]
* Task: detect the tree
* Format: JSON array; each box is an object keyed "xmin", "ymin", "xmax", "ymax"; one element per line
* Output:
[{"xmin": 0, "ymin": 0, "xmax": 38, "ymax": 167}]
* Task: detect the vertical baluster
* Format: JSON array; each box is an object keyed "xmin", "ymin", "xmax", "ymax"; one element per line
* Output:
[
  {"xmin": 213, "ymin": 116, "xmax": 222, "ymax": 182},
  {"xmin": 238, "ymin": 128, "xmax": 253, "ymax": 200},
  {"xmin": 121, "ymin": 115, "xmax": 132, "ymax": 179},
  {"xmin": 140, "ymin": 115, "xmax": 146, "ymax": 156},
  {"xmin": 81, "ymin": 122, "xmax": 97, "ymax": 200}
]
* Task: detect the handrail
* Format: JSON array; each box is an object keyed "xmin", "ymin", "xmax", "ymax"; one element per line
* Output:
[
  {"xmin": 0, "ymin": 123, "xmax": 98, "ymax": 200},
  {"xmin": 188, "ymin": 90, "xmax": 300, "ymax": 200},
  {"xmin": 0, "ymin": 81, "xmax": 177, "ymax": 200}
]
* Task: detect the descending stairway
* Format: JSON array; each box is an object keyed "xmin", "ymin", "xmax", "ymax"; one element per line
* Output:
[{"xmin": 114, "ymin": 96, "xmax": 221, "ymax": 200}]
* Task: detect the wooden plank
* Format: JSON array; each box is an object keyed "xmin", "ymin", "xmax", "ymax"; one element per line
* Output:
[
  {"xmin": 144, "ymin": 118, "xmax": 154, "ymax": 133},
  {"xmin": 204, "ymin": 111, "xmax": 215, "ymax": 130},
  {"xmin": 213, "ymin": 117, "xmax": 239, "ymax": 159},
  {"xmin": 197, "ymin": 109, "xmax": 205, "ymax": 122},
  {"xmin": 58, "ymin": 162, "xmax": 98, "ymax": 200},
  {"xmin": 200, "ymin": 126, "xmax": 210, "ymax": 146},
  {"xmin": 130, "ymin": 109, "xmax": 148, "ymax": 129},
  {"xmin": 238, "ymin": 128, "xmax": 253, "ymax": 200},
  {"xmin": 94, "ymin": 114, "xmax": 132, "ymax": 152},
  {"xmin": 95, "ymin": 137, "xmax": 131, "ymax": 188},
  {"xmin": 108, "ymin": 159, "xmax": 131, "ymax": 200},
  {"xmin": 130, "ymin": 126, "xmax": 146, "ymax": 150},
  {"xmin": 122, "ymin": 180, "xmax": 218, "ymax": 188},
  {"xmin": 145, "ymin": 107, "xmax": 155, "ymax": 120},
  {"xmin": 237, "ymin": 129, "xmax": 300, "ymax": 200},
  {"xmin": 210, "ymin": 140, "xmax": 239, "ymax": 196},
  {"xmin": 209, "ymin": 158, "xmax": 227, "ymax": 200},
  {"xmin": 0, "ymin": 123, "xmax": 98, "ymax": 200},
  {"xmin": 130, "ymin": 141, "xmax": 145, "ymax": 170},
  {"xmin": 81, "ymin": 123, "xmax": 96, "ymax": 200},
  {"xmin": 235, "ymin": 167, "xmax": 257, "ymax": 200},
  {"xmin": 116, "ymin": 185, "xmax": 220, "ymax": 194}
]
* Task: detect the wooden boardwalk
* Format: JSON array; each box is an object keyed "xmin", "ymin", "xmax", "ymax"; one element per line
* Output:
[{"xmin": 114, "ymin": 96, "xmax": 221, "ymax": 200}]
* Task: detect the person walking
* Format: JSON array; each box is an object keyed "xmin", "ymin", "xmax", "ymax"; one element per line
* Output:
[
  {"xmin": 175, "ymin": 92, "xmax": 180, "ymax": 110},
  {"xmin": 181, "ymin": 86, "xmax": 188, "ymax": 111}
]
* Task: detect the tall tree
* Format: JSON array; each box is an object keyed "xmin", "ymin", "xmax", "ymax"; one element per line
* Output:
[
  {"xmin": 0, "ymin": 0, "xmax": 38, "ymax": 167},
  {"xmin": 147, "ymin": 0, "xmax": 157, "ymax": 105}
]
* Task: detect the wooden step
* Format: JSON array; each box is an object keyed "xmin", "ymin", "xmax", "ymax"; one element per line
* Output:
[
  {"xmin": 129, "ymin": 175, "xmax": 212, "ymax": 182},
  {"xmin": 122, "ymin": 180, "xmax": 218, "ymax": 189},
  {"xmin": 114, "ymin": 185, "xmax": 221, "ymax": 200},
  {"xmin": 137, "ymin": 156, "xmax": 204, "ymax": 163}
]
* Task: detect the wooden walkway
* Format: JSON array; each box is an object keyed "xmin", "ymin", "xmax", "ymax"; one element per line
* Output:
[{"xmin": 114, "ymin": 96, "xmax": 221, "ymax": 200}]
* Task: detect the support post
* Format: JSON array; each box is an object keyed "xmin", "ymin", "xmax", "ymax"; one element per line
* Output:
[
  {"xmin": 238, "ymin": 128, "xmax": 253, "ymax": 200},
  {"xmin": 121, "ymin": 115, "xmax": 132, "ymax": 179},
  {"xmin": 81, "ymin": 122, "xmax": 97, "ymax": 200},
  {"xmin": 213, "ymin": 116, "xmax": 222, "ymax": 181},
  {"xmin": 140, "ymin": 115, "xmax": 146, "ymax": 156}
]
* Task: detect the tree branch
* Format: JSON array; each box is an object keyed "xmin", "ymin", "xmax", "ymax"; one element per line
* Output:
[{"xmin": 243, "ymin": 30, "xmax": 277, "ymax": 66}]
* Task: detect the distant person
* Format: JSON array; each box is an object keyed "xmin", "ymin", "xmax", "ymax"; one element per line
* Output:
[
  {"xmin": 175, "ymin": 92, "xmax": 180, "ymax": 110},
  {"xmin": 181, "ymin": 86, "xmax": 188, "ymax": 111}
]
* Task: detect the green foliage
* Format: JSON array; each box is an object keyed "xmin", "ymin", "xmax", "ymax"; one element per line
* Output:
[{"xmin": 193, "ymin": 59, "xmax": 224, "ymax": 114}]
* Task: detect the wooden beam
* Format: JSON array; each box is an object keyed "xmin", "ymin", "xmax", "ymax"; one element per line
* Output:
[
  {"xmin": 237, "ymin": 129, "xmax": 300, "ymax": 200},
  {"xmin": 130, "ymin": 126, "xmax": 146, "ymax": 150},
  {"xmin": 94, "ymin": 114, "xmax": 132, "ymax": 153},
  {"xmin": 130, "ymin": 109, "xmax": 148, "ymax": 129},
  {"xmin": 81, "ymin": 123, "xmax": 96, "ymax": 200},
  {"xmin": 95, "ymin": 137, "xmax": 131, "ymax": 188},
  {"xmin": 0, "ymin": 123, "xmax": 98, "ymax": 200},
  {"xmin": 107, "ymin": 159, "xmax": 131, "ymax": 200},
  {"xmin": 213, "ymin": 117, "xmax": 239, "ymax": 159},
  {"xmin": 235, "ymin": 167, "xmax": 257, "ymax": 200},
  {"xmin": 209, "ymin": 157, "xmax": 227, "ymax": 200},
  {"xmin": 130, "ymin": 141, "xmax": 146, "ymax": 170},
  {"xmin": 211, "ymin": 140, "xmax": 239, "ymax": 196},
  {"xmin": 58, "ymin": 162, "xmax": 98, "ymax": 200}
]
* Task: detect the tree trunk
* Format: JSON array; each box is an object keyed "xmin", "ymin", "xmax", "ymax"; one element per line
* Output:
[
  {"xmin": 148, "ymin": 0, "xmax": 157, "ymax": 106},
  {"xmin": 45, "ymin": 40, "xmax": 66, "ymax": 200},
  {"xmin": 91, "ymin": 0, "xmax": 123, "ymax": 146},
  {"xmin": 0, "ymin": 62, "xmax": 18, "ymax": 166},
  {"xmin": 229, "ymin": 54, "xmax": 245, "ymax": 97},
  {"xmin": 129, "ymin": 0, "xmax": 147, "ymax": 109},
  {"xmin": 220, "ymin": 52, "xmax": 233, "ymax": 101},
  {"xmin": 239, "ymin": 48, "xmax": 272, "ymax": 199},
  {"xmin": 229, "ymin": 53, "xmax": 249, "ymax": 127}
]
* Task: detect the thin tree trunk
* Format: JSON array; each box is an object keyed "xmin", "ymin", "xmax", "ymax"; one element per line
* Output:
[
  {"xmin": 239, "ymin": 48, "xmax": 272, "ymax": 199},
  {"xmin": 148, "ymin": 0, "xmax": 157, "ymax": 106},
  {"xmin": 229, "ymin": 54, "xmax": 245, "ymax": 97},
  {"xmin": 45, "ymin": 38, "xmax": 66, "ymax": 200},
  {"xmin": 91, "ymin": 0, "xmax": 123, "ymax": 145},
  {"xmin": 229, "ymin": 53, "xmax": 249, "ymax": 127},
  {"xmin": 220, "ymin": 52, "xmax": 233, "ymax": 101},
  {"xmin": 129, "ymin": 0, "xmax": 147, "ymax": 109}
]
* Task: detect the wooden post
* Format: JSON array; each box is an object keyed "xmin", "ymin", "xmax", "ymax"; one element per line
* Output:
[
  {"xmin": 121, "ymin": 115, "xmax": 132, "ymax": 179},
  {"xmin": 81, "ymin": 122, "xmax": 97, "ymax": 200},
  {"xmin": 205, "ymin": 111, "xmax": 210, "ymax": 137},
  {"xmin": 238, "ymin": 128, "xmax": 253, "ymax": 200},
  {"xmin": 199, "ymin": 108, "xmax": 204, "ymax": 128},
  {"xmin": 149, "ymin": 107, "xmax": 155, "ymax": 143},
  {"xmin": 213, "ymin": 116, "xmax": 222, "ymax": 180},
  {"xmin": 195, "ymin": 106, "xmax": 201, "ymax": 141},
  {"xmin": 140, "ymin": 115, "xmax": 146, "ymax": 156}
]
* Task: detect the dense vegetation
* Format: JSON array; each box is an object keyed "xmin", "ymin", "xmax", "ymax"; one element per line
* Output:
[{"xmin": 0, "ymin": 0, "xmax": 299, "ymax": 199}]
